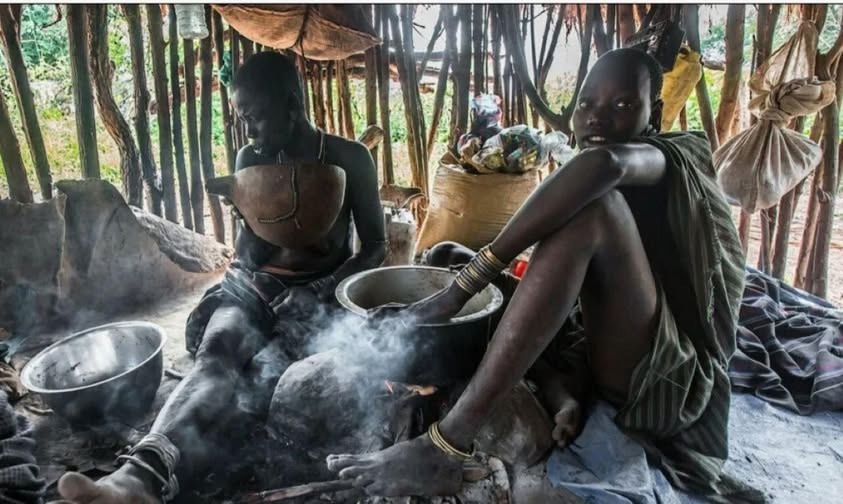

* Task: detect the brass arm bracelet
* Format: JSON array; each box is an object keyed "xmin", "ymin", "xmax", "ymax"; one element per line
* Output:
[{"xmin": 454, "ymin": 246, "xmax": 508, "ymax": 296}]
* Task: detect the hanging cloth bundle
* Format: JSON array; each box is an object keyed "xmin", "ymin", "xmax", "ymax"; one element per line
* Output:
[
  {"xmin": 714, "ymin": 22, "xmax": 836, "ymax": 212},
  {"xmin": 660, "ymin": 47, "xmax": 703, "ymax": 131}
]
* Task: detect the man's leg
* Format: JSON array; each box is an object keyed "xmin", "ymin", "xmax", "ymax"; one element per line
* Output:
[
  {"xmin": 327, "ymin": 190, "xmax": 660, "ymax": 496},
  {"xmin": 58, "ymin": 303, "xmax": 285, "ymax": 503}
]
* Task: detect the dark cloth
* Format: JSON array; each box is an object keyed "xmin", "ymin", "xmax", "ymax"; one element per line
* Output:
[
  {"xmin": 185, "ymin": 261, "xmax": 322, "ymax": 355},
  {"xmin": 731, "ymin": 267, "xmax": 843, "ymax": 414},
  {"xmin": 0, "ymin": 392, "xmax": 44, "ymax": 504}
]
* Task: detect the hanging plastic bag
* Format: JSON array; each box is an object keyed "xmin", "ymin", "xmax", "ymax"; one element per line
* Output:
[
  {"xmin": 660, "ymin": 47, "xmax": 703, "ymax": 131},
  {"xmin": 714, "ymin": 21, "xmax": 836, "ymax": 212}
]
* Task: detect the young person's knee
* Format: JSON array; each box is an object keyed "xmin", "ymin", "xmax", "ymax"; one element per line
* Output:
[
  {"xmin": 424, "ymin": 241, "xmax": 475, "ymax": 268},
  {"xmin": 578, "ymin": 190, "xmax": 635, "ymax": 236}
]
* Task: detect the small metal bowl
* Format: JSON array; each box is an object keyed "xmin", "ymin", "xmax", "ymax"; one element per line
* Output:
[{"xmin": 20, "ymin": 321, "xmax": 166, "ymax": 427}]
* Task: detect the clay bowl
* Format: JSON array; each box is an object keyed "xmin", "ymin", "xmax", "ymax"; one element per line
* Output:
[
  {"xmin": 20, "ymin": 321, "xmax": 166, "ymax": 427},
  {"xmin": 206, "ymin": 162, "xmax": 346, "ymax": 249},
  {"xmin": 336, "ymin": 266, "xmax": 503, "ymax": 386}
]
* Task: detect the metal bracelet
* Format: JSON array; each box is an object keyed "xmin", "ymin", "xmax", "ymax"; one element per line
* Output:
[
  {"xmin": 453, "ymin": 246, "xmax": 507, "ymax": 296},
  {"xmin": 129, "ymin": 433, "xmax": 181, "ymax": 501}
]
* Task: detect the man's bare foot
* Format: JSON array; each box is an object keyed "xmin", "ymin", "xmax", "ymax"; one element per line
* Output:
[
  {"xmin": 536, "ymin": 373, "xmax": 584, "ymax": 448},
  {"xmin": 326, "ymin": 435, "xmax": 462, "ymax": 496},
  {"xmin": 56, "ymin": 465, "xmax": 160, "ymax": 504}
]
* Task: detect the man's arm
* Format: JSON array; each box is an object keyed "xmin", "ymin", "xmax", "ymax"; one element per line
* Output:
[{"xmin": 322, "ymin": 141, "xmax": 387, "ymax": 288}]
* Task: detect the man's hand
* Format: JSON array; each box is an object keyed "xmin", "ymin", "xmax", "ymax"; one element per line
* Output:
[
  {"xmin": 367, "ymin": 285, "xmax": 466, "ymax": 324},
  {"xmin": 270, "ymin": 286, "xmax": 318, "ymax": 315}
]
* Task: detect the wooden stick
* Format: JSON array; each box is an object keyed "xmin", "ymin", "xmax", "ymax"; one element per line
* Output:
[
  {"xmin": 0, "ymin": 5, "xmax": 52, "ymax": 200},
  {"xmin": 237, "ymin": 480, "xmax": 354, "ymax": 503},
  {"xmin": 0, "ymin": 82, "xmax": 32, "ymax": 202},
  {"xmin": 716, "ymin": 5, "xmax": 746, "ymax": 144},
  {"xmin": 427, "ymin": 11, "xmax": 452, "ymax": 163},
  {"xmin": 200, "ymin": 5, "xmax": 225, "ymax": 243},
  {"xmin": 184, "ymin": 39, "xmax": 204, "ymax": 235},
  {"xmin": 123, "ymin": 5, "xmax": 160, "ymax": 214},
  {"xmin": 684, "ymin": 5, "xmax": 719, "ymax": 150},
  {"xmin": 89, "ymin": 4, "xmax": 143, "ymax": 207},
  {"xmin": 375, "ymin": 6, "xmax": 394, "ymax": 185},
  {"xmin": 167, "ymin": 5, "xmax": 193, "ymax": 230},
  {"xmin": 364, "ymin": 6, "xmax": 378, "ymax": 165},
  {"xmin": 67, "ymin": 5, "xmax": 100, "ymax": 179},
  {"xmin": 474, "ymin": 4, "xmax": 485, "ymax": 95},
  {"xmin": 146, "ymin": 4, "xmax": 178, "ymax": 222},
  {"xmin": 325, "ymin": 61, "xmax": 336, "ymax": 135},
  {"xmin": 213, "ymin": 10, "xmax": 237, "ymax": 243},
  {"xmin": 418, "ymin": 8, "xmax": 445, "ymax": 85}
]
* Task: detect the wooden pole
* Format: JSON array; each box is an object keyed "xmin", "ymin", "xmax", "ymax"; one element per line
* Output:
[
  {"xmin": 715, "ymin": 5, "xmax": 745, "ymax": 144},
  {"xmin": 418, "ymin": 9, "xmax": 445, "ymax": 85},
  {"xmin": 88, "ymin": 5, "xmax": 143, "ymax": 207},
  {"xmin": 490, "ymin": 7, "xmax": 502, "ymax": 100},
  {"xmin": 168, "ymin": 6, "xmax": 193, "ymax": 229},
  {"xmin": 66, "ymin": 4, "xmax": 100, "ymax": 179},
  {"xmin": 338, "ymin": 60, "xmax": 355, "ymax": 139},
  {"xmin": 201, "ymin": 6, "xmax": 225, "ymax": 243},
  {"xmin": 427, "ymin": 7, "xmax": 453, "ymax": 163},
  {"xmin": 795, "ymin": 116, "xmax": 826, "ymax": 288},
  {"xmin": 500, "ymin": 5, "xmax": 567, "ymax": 132},
  {"xmin": 606, "ymin": 5, "xmax": 616, "ymax": 52},
  {"xmin": 213, "ymin": 11, "xmax": 237, "ymax": 243},
  {"xmin": 0, "ymin": 87, "xmax": 33, "ymax": 202},
  {"xmin": 473, "ymin": 4, "xmax": 485, "ymax": 95},
  {"xmin": 364, "ymin": 6, "xmax": 378, "ymax": 166},
  {"xmin": 146, "ymin": 5, "xmax": 178, "ymax": 222},
  {"xmin": 376, "ymin": 5, "xmax": 394, "ymax": 185},
  {"xmin": 230, "ymin": 26, "xmax": 244, "ymax": 151},
  {"xmin": 592, "ymin": 5, "xmax": 610, "ymax": 56},
  {"xmin": 123, "ymin": 5, "xmax": 160, "ymax": 214},
  {"xmin": 311, "ymin": 61, "xmax": 326, "ymax": 131},
  {"xmin": 183, "ymin": 39, "xmax": 204, "ymax": 235},
  {"xmin": 618, "ymin": 4, "xmax": 635, "ymax": 44},
  {"xmin": 0, "ymin": 5, "xmax": 52, "ymax": 200},
  {"xmin": 325, "ymin": 62, "xmax": 336, "ymax": 134},
  {"xmin": 455, "ymin": 4, "xmax": 472, "ymax": 140},
  {"xmin": 684, "ymin": 5, "xmax": 719, "ymax": 151}
]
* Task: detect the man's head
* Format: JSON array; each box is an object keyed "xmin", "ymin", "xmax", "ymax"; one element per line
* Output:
[
  {"xmin": 572, "ymin": 48, "xmax": 664, "ymax": 149},
  {"xmin": 231, "ymin": 51, "xmax": 306, "ymax": 156}
]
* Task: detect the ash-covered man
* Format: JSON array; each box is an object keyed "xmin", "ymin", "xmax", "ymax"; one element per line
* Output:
[
  {"xmin": 57, "ymin": 51, "xmax": 387, "ymax": 503},
  {"xmin": 328, "ymin": 48, "xmax": 753, "ymax": 502}
]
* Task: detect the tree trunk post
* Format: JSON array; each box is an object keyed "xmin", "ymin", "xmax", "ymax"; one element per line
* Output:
[
  {"xmin": 201, "ymin": 6, "xmax": 225, "ymax": 243},
  {"xmin": 427, "ymin": 7, "xmax": 453, "ymax": 163},
  {"xmin": 684, "ymin": 5, "xmax": 719, "ymax": 150},
  {"xmin": 376, "ymin": 5, "xmax": 394, "ymax": 185},
  {"xmin": 146, "ymin": 4, "xmax": 178, "ymax": 222},
  {"xmin": 66, "ymin": 4, "xmax": 100, "ymax": 179},
  {"xmin": 168, "ymin": 5, "xmax": 193, "ymax": 229},
  {"xmin": 618, "ymin": 5, "xmax": 635, "ymax": 44},
  {"xmin": 364, "ymin": 6, "xmax": 378, "ymax": 165},
  {"xmin": 716, "ymin": 5, "xmax": 745, "ymax": 144},
  {"xmin": 473, "ymin": 4, "xmax": 485, "ymax": 95},
  {"xmin": 0, "ymin": 5, "xmax": 52, "ymax": 200},
  {"xmin": 213, "ymin": 10, "xmax": 237, "ymax": 243},
  {"xmin": 123, "ymin": 5, "xmax": 161, "ymax": 214},
  {"xmin": 88, "ymin": 5, "xmax": 144, "ymax": 207},
  {"xmin": 0, "ymin": 87, "xmax": 33, "ymax": 202},
  {"xmin": 183, "ymin": 39, "xmax": 205, "ymax": 235},
  {"xmin": 490, "ymin": 7, "xmax": 502, "ymax": 100}
]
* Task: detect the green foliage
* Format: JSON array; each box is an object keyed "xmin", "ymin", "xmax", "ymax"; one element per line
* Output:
[{"xmin": 17, "ymin": 5, "xmax": 68, "ymax": 67}]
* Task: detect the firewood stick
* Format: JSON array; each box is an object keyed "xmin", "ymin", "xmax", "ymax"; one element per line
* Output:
[{"xmin": 237, "ymin": 479, "xmax": 354, "ymax": 503}]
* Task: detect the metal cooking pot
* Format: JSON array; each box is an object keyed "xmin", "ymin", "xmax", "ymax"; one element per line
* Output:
[
  {"xmin": 336, "ymin": 266, "xmax": 503, "ymax": 386},
  {"xmin": 20, "ymin": 321, "xmax": 166, "ymax": 427},
  {"xmin": 206, "ymin": 162, "xmax": 346, "ymax": 249}
]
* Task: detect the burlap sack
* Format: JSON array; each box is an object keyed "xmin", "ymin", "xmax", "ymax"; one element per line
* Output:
[
  {"xmin": 213, "ymin": 5, "xmax": 379, "ymax": 61},
  {"xmin": 714, "ymin": 21, "xmax": 836, "ymax": 212},
  {"xmin": 414, "ymin": 153, "xmax": 539, "ymax": 255}
]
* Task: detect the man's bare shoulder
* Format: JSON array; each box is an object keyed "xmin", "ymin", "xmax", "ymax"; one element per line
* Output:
[{"xmin": 323, "ymin": 133, "xmax": 373, "ymax": 173}]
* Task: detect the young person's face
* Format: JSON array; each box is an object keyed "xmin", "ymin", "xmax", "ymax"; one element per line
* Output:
[
  {"xmin": 572, "ymin": 58, "xmax": 660, "ymax": 149},
  {"xmin": 231, "ymin": 88, "xmax": 298, "ymax": 157}
]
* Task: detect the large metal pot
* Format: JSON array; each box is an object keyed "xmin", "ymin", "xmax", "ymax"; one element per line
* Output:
[
  {"xmin": 336, "ymin": 266, "xmax": 503, "ymax": 385},
  {"xmin": 20, "ymin": 321, "xmax": 166, "ymax": 427}
]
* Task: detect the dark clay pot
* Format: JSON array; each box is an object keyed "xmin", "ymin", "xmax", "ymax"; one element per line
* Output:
[{"xmin": 206, "ymin": 162, "xmax": 346, "ymax": 249}]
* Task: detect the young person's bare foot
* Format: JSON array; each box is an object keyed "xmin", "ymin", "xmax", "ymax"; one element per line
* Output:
[
  {"xmin": 327, "ymin": 434, "xmax": 462, "ymax": 496},
  {"xmin": 533, "ymin": 364, "xmax": 585, "ymax": 448},
  {"xmin": 57, "ymin": 464, "xmax": 160, "ymax": 504}
]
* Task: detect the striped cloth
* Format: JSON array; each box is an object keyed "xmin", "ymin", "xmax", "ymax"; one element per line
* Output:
[
  {"xmin": 730, "ymin": 267, "xmax": 843, "ymax": 414},
  {"xmin": 0, "ymin": 392, "xmax": 44, "ymax": 504}
]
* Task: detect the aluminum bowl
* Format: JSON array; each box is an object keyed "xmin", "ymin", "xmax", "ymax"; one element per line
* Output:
[
  {"xmin": 20, "ymin": 321, "xmax": 166, "ymax": 427},
  {"xmin": 336, "ymin": 266, "xmax": 503, "ymax": 385}
]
